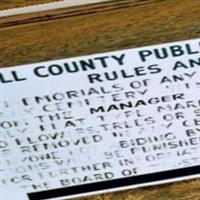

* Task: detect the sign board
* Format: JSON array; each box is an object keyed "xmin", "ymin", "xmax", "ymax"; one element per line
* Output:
[
  {"xmin": 1, "ymin": 39, "xmax": 200, "ymax": 200},
  {"xmin": 1, "ymin": 184, "xmax": 28, "ymax": 200}
]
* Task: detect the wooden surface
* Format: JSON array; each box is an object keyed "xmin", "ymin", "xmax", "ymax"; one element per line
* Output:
[
  {"xmin": 0, "ymin": 0, "xmax": 200, "ymax": 199},
  {"xmin": 75, "ymin": 179, "xmax": 200, "ymax": 200},
  {"xmin": 1, "ymin": 0, "xmax": 200, "ymax": 67},
  {"xmin": 0, "ymin": 0, "xmax": 58, "ymax": 10}
]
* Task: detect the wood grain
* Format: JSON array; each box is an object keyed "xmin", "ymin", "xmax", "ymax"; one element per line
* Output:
[
  {"xmin": 74, "ymin": 179, "xmax": 200, "ymax": 200},
  {"xmin": 0, "ymin": 0, "xmax": 200, "ymax": 67},
  {"xmin": 0, "ymin": 0, "xmax": 58, "ymax": 10},
  {"xmin": 0, "ymin": 0, "xmax": 200, "ymax": 199}
]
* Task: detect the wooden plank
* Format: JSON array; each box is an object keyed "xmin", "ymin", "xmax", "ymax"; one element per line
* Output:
[
  {"xmin": 0, "ymin": 0, "xmax": 200, "ymax": 199},
  {"xmin": 0, "ymin": 0, "xmax": 155, "ymax": 27},
  {"xmin": 0, "ymin": 0, "xmax": 58, "ymax": 10},
  {"xmin": 0, "ymin": 0, "xmax": 110, "ymax": 18},
  {"xmin": 1, "ymin": 0, "xmax": 200, "ymax": 67},
  {"xmin": 74, "ymin": 179, "xmax": 200, "ymax": 200}
]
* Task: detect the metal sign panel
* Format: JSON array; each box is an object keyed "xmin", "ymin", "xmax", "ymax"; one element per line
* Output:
[{"xmin": 1, "ymin": 39, "xmax": 200, "ymax": 200}]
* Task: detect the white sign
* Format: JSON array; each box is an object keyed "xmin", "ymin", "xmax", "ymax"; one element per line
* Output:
[
  {"xmin": 1, "ymin": 184, "xmax": 28, "ymax": 200},
  {"xmin": 0, "ymin": 39, "xmax": 200, "ymax": 200}
]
